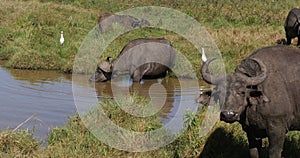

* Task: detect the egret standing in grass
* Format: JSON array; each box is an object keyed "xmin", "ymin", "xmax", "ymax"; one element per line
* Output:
[
  {"xmin": 60, "ymin": 31, "xmax": 64, "ymax": 45},
  {"xmin": 201, "ymin": 47, "xmax": 207, "ymax": 62}
]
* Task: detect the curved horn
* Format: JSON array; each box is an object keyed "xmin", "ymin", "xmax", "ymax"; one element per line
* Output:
[
  {"xmin": 201, "ymin": 58, "xmax": 224, "ymax": 85},
  {"xmin": 236, "ymin": 58, "xmax": 267, "ymax": 85}
]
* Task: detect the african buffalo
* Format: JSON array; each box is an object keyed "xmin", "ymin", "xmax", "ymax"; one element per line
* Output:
[
  {"xmin": 201, "ymin": 46, "xmax": 300, "ymax": 158},
  {"xmin": 284, "ymin": 8, "xmax": 300, "ymax": 46},
  {"xmin": 196, "ymin": 87, "xmax": 212, "ymax": 105},
  {"xmin": 98, "ymin": 13, "xmax": 150, "ymax": 32},
  {"xmin": 89, "ymin": 38, "xmax": 176, "ymax": 82}
]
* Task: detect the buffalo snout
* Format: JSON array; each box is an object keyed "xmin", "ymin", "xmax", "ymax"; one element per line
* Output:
[
  {"xmin": 89, "ymin": 73, "xmax": 100, "ymax": 82},
  {"xmin": 220, "ymin": 110, "xmax": 239, "ymax": 123}
]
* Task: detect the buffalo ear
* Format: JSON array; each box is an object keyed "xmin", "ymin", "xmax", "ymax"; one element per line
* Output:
[
  {"xmin": 98, "ymin": 60, "xmax": 112, "ymax": 73},
  {"xmin": 249, "ymin": 91, "xmax": 270, "ymax": 103},
  {"xmin": 262, "ymin": 94, "xmax": 270, "ymax": 102},
  {"xmin": 257, "ymin": 85, "xmax": 269, "ymax": 102},
  {"xmin": 196, "ymin": 91, "xmax": 212, "ymax": 105}
]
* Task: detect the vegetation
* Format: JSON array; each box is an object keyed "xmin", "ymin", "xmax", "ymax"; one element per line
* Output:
[
  {"xmin": 0, "ymin": 0, "xmax": 297, "ymax": 72},
  {"xmin": 0, "ymin": 95, "xmax": 251, "ymax": 157},
  {"xmin": 2, "ymin": 95, "xmax": 300, "ymax": 157},
  {"xmin": 0, "ymin": 130, "xmax": 39, "ymax": 157},
  {"xmin": 1, "ymin": 0, "xmax": 300, "ymax": 157}
]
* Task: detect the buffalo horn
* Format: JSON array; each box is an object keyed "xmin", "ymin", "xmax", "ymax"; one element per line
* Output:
[
  {"xmin": 236, "ymin": 58, "xmax": 267, "ymax": 85},
  {"xmin": 201, "ymin": 57, "xmax": 224, "ymax": 85}
]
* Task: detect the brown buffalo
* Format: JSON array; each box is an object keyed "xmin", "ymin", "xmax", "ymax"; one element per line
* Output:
[
  {"xmin": 196, "ymin": 86, "xmax": 212, "ymax": 105},
  {"xmin": 98, "ymin": 13, "xmax": 150, "ymax": 32},
  {"xmin": 89, "ymin": 38, "xmax": 176, "ymax": 82},
  {"xmin": 201, "ymin": 46, "xmax": 300, "ymax": 158}
]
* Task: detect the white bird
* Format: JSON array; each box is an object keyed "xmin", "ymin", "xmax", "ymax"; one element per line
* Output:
[
  {"xmin": 140, "ymin": 79, "xmax": 144, "ymax": 85},
  {"xmin": 157, "ymin": 78, "xmax": 162, "ymax": 84},
  {"xmin": 60, "ymin": 31, "xmax": 64, "ymax": 45},
  {"xmin": 201, "ymin": 47, "xmax": 207, "ymax": 62},
  {"xmin": 202, "ymin": 47, "xmax": 207, "ymax": 62}
]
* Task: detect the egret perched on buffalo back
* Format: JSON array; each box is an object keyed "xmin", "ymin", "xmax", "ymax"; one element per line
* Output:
[
  {"xmin": 60, "ymin": 31, "xmax": 64, "ymax": 45},
  {"xmin": 201, "ymin": 47, "xmax": 207, "ymax": 62}
]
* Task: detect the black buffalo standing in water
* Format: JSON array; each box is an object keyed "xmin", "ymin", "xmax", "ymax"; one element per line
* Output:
[
  {"xmin": 89, "ymin": 38, "xmax": 176, "ymax": 82},
  {"xmin": 200, "ymin": 46, "xmax": 300, "ymax": 158}
]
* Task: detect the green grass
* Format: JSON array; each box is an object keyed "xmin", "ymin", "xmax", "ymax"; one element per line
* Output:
[
  {"xmin": 0, "ymin": 96, "xmax": 249, "ymax": 157},
  {"xmin": 0, "ymin": 95, "xmax": 298, "ymax": 157},
  {"xmin": 0, "ymin": 0, "xmax": 298, "ymax": 73},
  {"xmin": 0, "ymin": 0, "xmax": 98, "ymax": 72},
  {"xmin": 0, "ymin": 130, "xmax": 39, "ymax": 157},
  {"xmin": 1, "ymin": 96, "xmax": 300, "ymax": 157}
]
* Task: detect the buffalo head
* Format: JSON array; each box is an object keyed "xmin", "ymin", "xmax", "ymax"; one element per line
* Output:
[
  {"xmin": 201, "ymin": 58, "xmax": 267, "ymax": 123},
  {"xmin": 89, "ymin": 57, "xmax": 112, "ymax": 82},
  {"xmin": 132, "ymin": 18, "xmax": 150, "ymax": 28},
  {"xmin": 196, "ymin": 90, "xmax": 212, "ymax": 106}
]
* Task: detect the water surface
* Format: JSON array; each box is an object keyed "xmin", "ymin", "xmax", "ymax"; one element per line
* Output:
[
  {"xmin": 0, "ymin": 65, "xmax": 205, "ymax": 140},
  {"xmin": 0, "ymin": 66, "xmax": 75, "ymax": 140}
]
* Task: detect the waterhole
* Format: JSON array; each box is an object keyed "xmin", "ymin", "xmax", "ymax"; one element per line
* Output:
[{"xmin": 0, "ymin": 65, "xmax": 206, "ymax": 141}]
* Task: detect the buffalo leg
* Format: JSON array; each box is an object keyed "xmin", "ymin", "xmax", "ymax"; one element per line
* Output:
[
  {"xmin": 297, "ymin": 36, "xmax": 300, "ymax": 46},
  {"xmin": 249, "ymin": 140, "xmax": 262, "ymax": 158},
  {"xmin": 286, "ymin": 34, "xmax": 291, "ymax": 45},
  {"xmin": 247, "ymin": 132, "xmax": 262, "ymax": 158},
  {"xmin": 132, "ymin": 64, "xmax": 153, "ymax": 82},
  {"xmin": 132, "ymin": 69, "xmax": 143, "ymax": 82},
  {"xmin": 132, "ymin": 65, "xmax": 151, "ymax": 82},
  {"xmin": 267, "ymin": 121, "xmax": 286, "ymax": 158}
]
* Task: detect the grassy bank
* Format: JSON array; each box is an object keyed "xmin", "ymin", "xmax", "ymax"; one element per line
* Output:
[
  {"xmin": 1, "ymin": 95, "xmax": 299, "ymax": 157},
  {"xmin": 0, "ymin": 96, "xmax": 250, "ymax": 157},
  {"xmin": 0, "ymin": 0, "xmax": 98, "ymax": 72},
  {"xmin": 0, "ymin": 0, "xmax": 297, "ymax": 72}
]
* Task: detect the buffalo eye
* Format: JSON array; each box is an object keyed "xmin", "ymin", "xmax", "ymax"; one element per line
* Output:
[
  {"xmin": 240, "ymin": 91, "xmax": 246, "ymax": 96},
  {"xmin": 236, "ymin": 91, "xmax": 246, "ymax": 97},
  {"xmin": 235, "ymin": 86, "xmax": 246, "ymax": 97}
]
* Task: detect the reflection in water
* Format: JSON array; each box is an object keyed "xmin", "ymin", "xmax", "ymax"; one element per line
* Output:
[
  {"xmin": 94, "ymin": 76, "xmax": 202, "ymax": 132},
  {"xmin": 0, "ymin": 65, "xmax": 206, "ymax": 140},
  {"xmin": 0, "ymin": 66, "xmax": 75, "ymax": 141}
]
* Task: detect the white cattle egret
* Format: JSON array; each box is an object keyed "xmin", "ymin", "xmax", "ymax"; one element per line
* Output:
[
  {"xmin": 201, "ymin": 47, "xmax": 207, "ymax": 62},
  {"xmin": 60, "ymin": 31, "xmax": 64, "ymax": 45},
  {"xmin": 140, "ymin": 79, "xmax": 144, "ymax": 85},
  {"xmin": 157, "ymin": 78, "xmax": 162, "ymax": 84}
]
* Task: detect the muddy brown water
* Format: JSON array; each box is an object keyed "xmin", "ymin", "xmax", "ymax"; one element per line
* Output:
[
  {"xmin": 0, "ymin": 65, "xmax": 75, "ymax": 141},
  {"xmin": 93, "ymin": 76, "xmax": 202, "ymax": 123},
  {"xmin": 0, "ymin": 65, "xmax": 207, "ymax": 141}
]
